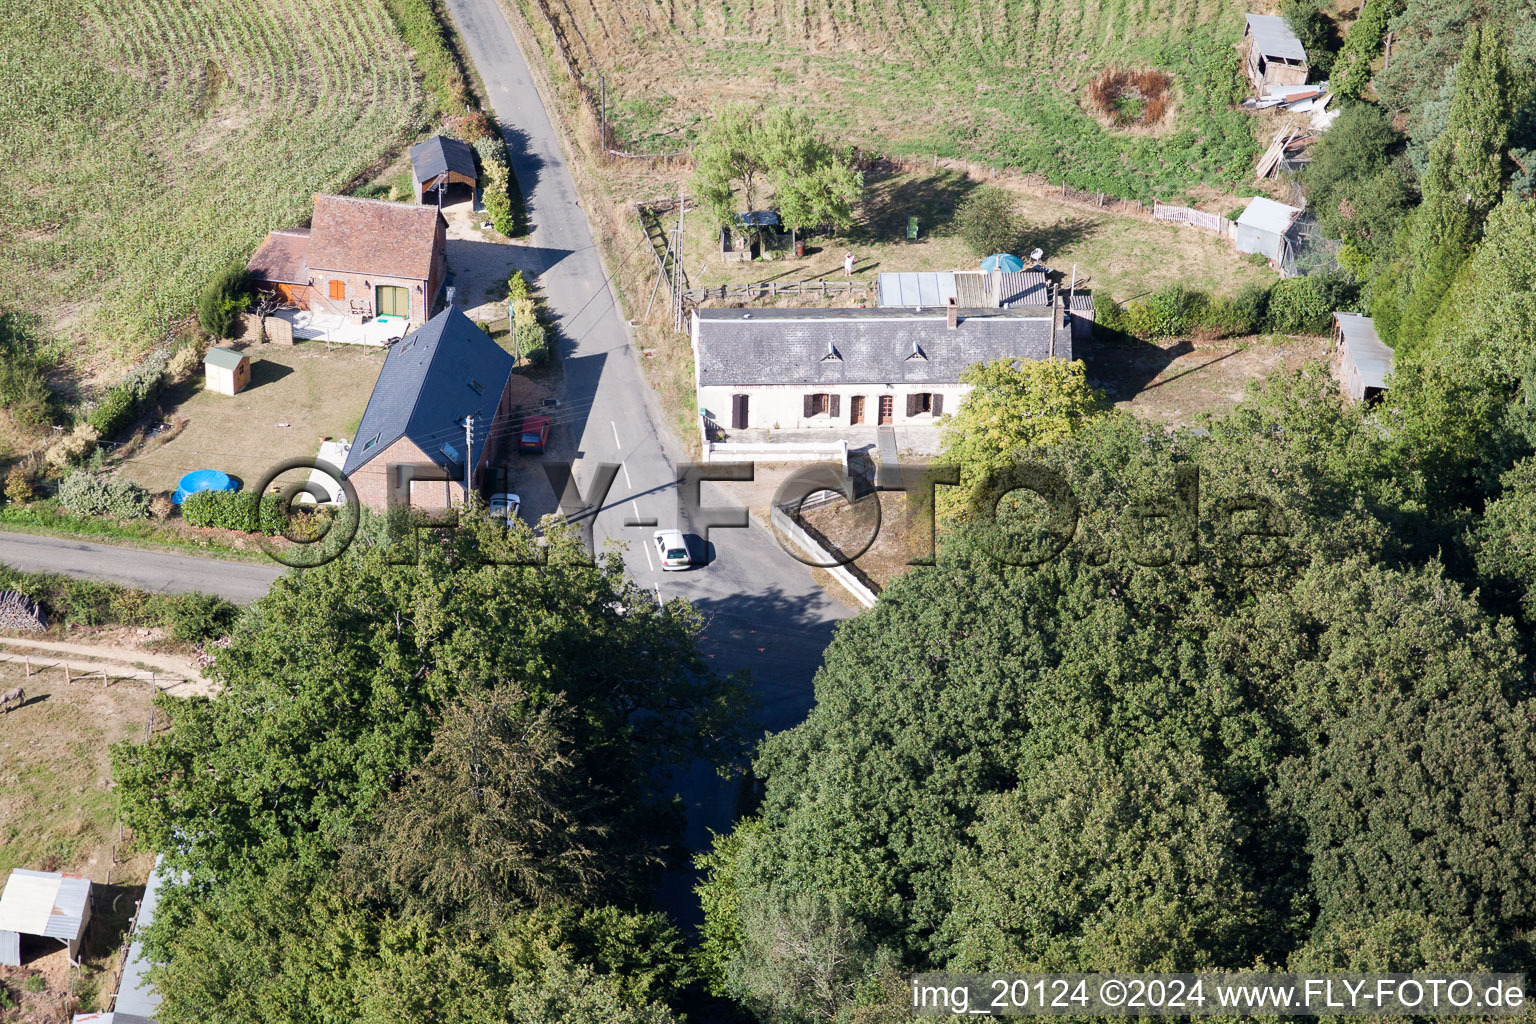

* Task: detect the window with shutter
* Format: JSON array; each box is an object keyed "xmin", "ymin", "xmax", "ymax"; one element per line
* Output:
[
  {"xmin": 906, "ymin": 394, "xmax": 918, "ymax": 417},
  {"xmin": 829, "ymin": 395, "xmax": 841, "ymax": 418},
  {"xmin": 732, "ymin": 394, "xmax": 749, "ymax": 429},
  {"xmin": 931, "ymin": 393, "xmax": 944, "ymax": 417},
  {"xmin": 804, "ymin": 394, "xmax": 815, "ymax": 418},
  {"xmin": 329, "ymin": 279, "xmax": 346, "ymax": 301}
]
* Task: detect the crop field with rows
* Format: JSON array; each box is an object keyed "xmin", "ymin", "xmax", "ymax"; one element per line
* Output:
[
  {"xmin": 0, "ymin": 0, "xmax": 426, "ymax": 358},
  {"xmin": 533, "ymin": 0, "xmax": 1258, "ymax": 199}
]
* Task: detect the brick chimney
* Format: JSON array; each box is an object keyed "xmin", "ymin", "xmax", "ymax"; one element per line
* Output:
[{"xmin": 947, "ymin": 295, "xmax": 958, "ymax": 330}]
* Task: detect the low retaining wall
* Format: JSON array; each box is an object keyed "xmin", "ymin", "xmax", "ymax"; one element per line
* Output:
[
  {"xmin": 704, "ymin": 440, "xmax": 849, "ymax": 469},
  {"xmin": 770, "ymin": 504, "xmax": 878, "ymax": 609}
]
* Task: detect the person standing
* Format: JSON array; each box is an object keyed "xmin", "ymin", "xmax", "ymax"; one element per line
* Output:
[{"xmin": 843, "ymin": 252, "xmax": 855, "ymax": 279}]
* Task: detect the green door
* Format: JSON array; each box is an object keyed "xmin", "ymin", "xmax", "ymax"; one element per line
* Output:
[{"xmin": 376, "ymin": 285, "xmax": 409, "ymax": 318}]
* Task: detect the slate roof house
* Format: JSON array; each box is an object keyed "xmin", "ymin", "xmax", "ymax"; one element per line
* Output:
[
  {"xmin": 342, "ymin": 307, "xmax": 515, "ymax": 512},
  {"xmin": 246, "ymin": 193, "xmax": 448, "ymax": 328},
  {"xmin": 1332, "ymin": 311, "xmax": 1393, "ymax": 402},
  {"xmin": 410, "ymin": 135, "xmax": 478, "ymax": 204},
  {"xmin": 1243, "ymin": 14, "xmax": 1309, "ymax": 92},
  {"xmin": 692, "ymin": 299, "xmax": 1070, "ymax": 439}
]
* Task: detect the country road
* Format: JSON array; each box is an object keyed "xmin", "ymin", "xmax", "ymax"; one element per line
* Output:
[
  {"xmin": 442, "ymin": 0, "xmax": 852, "ymax": 923},
  {"xmin": 0, "ymin": 531, "xmax": 282, "ymax": 604}
]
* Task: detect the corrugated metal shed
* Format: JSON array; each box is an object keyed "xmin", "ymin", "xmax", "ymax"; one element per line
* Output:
[
  {"xmin": 72, "ymin": 1014, "xmax": 158, "ymax": 1024},
  {"xmin": 0, "ymin": 869, "xmax": 92, "ymax": 966},
  {"xmin": 1245, "ymin": 14, "xmax": 1306, "ymax": 61},
  {"xmin": 997, "ymin": 271, "xmax": 1049, "ymax": 307},
  {"xmin": 878, "ymin": 272, "xmax": 957, "ymax": 308},
  {"xmin": 115, "ymin": 856, "xmax": 173, "ymax": 1021},
  {"xmin": 1333, "ymin": 312, "xmax": 1393, "ymax": 395},
  {"xmin": 1235, "ymin": 196, "xmax": 1302, "ymax": 262}
]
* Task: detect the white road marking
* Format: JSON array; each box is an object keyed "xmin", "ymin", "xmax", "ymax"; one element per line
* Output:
[
  {"xmin": 610, "ymin": 420, "xmax": 622, "ymax": 448},
  {"xmin": 643, "ymin": 539, "xmax": 655, "ymax": 570}
]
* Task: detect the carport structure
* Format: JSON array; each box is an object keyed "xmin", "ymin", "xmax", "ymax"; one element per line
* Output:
[
  {"xmin": 410, "ymin": 135, "xmax": 478, "ymax": 204},
  {"xmin": 0, "ymin": 868, "xmax": 92, "ymax": 966}
]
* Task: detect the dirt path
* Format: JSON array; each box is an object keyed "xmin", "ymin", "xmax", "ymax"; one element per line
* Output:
[{"xmin": 0, "ymin": 637, "xmax": 212, "ymax": 696}]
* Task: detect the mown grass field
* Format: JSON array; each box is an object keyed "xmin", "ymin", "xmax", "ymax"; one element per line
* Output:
[
  {"xmin": 529, "ymin": 0, "xmax": 1259, "ymax": 199},
  {"xmin": 0, "ymin": 0, "xmax": 428, "ymax": 361}
]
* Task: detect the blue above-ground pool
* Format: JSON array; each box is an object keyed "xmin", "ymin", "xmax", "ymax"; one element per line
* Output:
[{"xmin": 173, "ymin": 469, "xmax": 237, "ymax": 505}]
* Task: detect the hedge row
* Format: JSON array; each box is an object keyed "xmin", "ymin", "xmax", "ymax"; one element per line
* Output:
[
  {"xmin": 182, "ymin": 490, "xmax": 289, "ymax": 534},
  {"xmin": 1095, "ymin": 276, "xmax": 1358, "ymax": 342},
  {"xmin": 0, "ymin": 564, "xmax": 237, "ymax": 641},
  {"xmin": 87, "ymin": 345, "xmax": 173, "ymax": 439}
]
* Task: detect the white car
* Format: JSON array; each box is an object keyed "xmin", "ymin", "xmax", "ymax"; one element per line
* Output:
[
  {"xmin": 653, "ymin": 528, "xmax": 692, "ymax": 570},
  {"xmin": 489, "ymin": 493, "xmax": 521, "ymax": 523}
]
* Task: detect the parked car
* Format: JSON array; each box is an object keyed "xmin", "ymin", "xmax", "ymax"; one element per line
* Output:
[
  {"xmin": 489, "ymin": 492, "xmax": 521, "ymax": 523},
  {"xmin": 519, "ymin": 414, "xmax": 550, "ymax": 453},
  {"xmin": 652, "ymin": 528, "xmax": 692, "ymax": 571}
]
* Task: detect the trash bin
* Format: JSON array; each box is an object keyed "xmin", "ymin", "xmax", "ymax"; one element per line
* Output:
[{"xmin": 795, "ymin": 238, "xmax": 806, "ymax": 258}]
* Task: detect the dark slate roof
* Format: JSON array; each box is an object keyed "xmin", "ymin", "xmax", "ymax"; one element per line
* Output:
[
  {"xmin": 694, "ymin": 307, "xmax": 1064, "ymax": 387},
  {"xmin": 343, "ymin": 308, "xmax": 513, "ymax": 477},
  {"xmin": 246, "ymin": 228, "xmax": 310, "ymax": 285},
  {"xmin": 410, "ymin": 135, "xmax": 478, "ymax": 183}
]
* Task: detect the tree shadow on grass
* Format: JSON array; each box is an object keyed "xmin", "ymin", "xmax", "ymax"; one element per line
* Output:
[{"xmin": 851, "ymin": 167, "xmax": 983, "ymax": 245}]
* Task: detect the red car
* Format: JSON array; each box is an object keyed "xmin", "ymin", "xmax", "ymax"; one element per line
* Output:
[{"xmin": 518, "ymin": 414, "xmax": 550, "ymax": 453}]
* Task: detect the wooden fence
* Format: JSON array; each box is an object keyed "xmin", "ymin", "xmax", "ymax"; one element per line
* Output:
[
  {"xmin": 683, "ymin": 280, "xmax": 874, "ymax": 304},
  {"xmin": 1153, "ymin": 202, "xmax": 1237, "ymax": 240}
]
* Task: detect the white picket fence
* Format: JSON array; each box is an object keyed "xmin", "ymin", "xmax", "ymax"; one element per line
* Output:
[{"xmin": 1153, "ymin": 203, "xmax": 1236, "ymax": 239}]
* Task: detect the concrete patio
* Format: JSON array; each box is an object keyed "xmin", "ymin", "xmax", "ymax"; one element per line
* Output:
[{"xmin": 270, "ymin": 308, "xmax": 409, "ymax": 346}]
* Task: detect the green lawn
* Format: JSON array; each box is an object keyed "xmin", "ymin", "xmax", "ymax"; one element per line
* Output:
[{"xmin": 115, "ymin": 343, "xmax": 386, "ymax": 495}]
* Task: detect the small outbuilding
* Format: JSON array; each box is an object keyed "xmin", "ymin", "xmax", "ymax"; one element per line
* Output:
[
  {"xmin": 0, "ymin": 869, "xmax": 92, "ymax": 967},
  {"xmin": 1234, "ymin": 196, "xmax": 1303, "ymax": 264},
  {"xmin": 1332, "ymin": 311, "xmax": 1393, "ymax": 402},
  {"xmin": 1244, "ymin": 14, "xmax": 1309, "ymax": 93},
  {"xmin": 204, "ymin": 347, "xmax": 251, "ymax": 396},
  {"xmin": 410, "ymin": 136, "xmax": 478, "ymax": 204}
]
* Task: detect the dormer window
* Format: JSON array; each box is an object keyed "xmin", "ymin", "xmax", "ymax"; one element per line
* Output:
[
  {"xmin": 905, "ymin": 340, "xmax": 927, "ymax": 361},
  {"xmin": 821, "ymin": 341, "xmax": 842, "ymax": 362},
  {"xmin": 467, "ymin": 378, "xmax": 484, "ymax": 395}
]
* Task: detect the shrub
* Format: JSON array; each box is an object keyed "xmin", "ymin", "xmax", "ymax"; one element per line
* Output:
[
  {"xmin": 511, "ymin": 298, "xmax": 538, "ymax": 329},
  {"xmin": 507, "ymin": 270, "xmax": 530, "ymax": 303},
  {"xmin": 163, "ymin": 590, "xmax": 238, "ymax": 642},
  {"xmin": 87, "ymin": 347, "xmax": 173, "ymax": 439},
  {"xmin": 149, "ymin": 493, "xmax": 174, "ymax": 519},
  {"xmin": 0, "ymin": 982, "xmax": 14, "ymax": 1010},
  {"xmin": 514, "ymin": 322, "xmax": 548, "ymax": 363},
  {"xmin": 4, "ymin": 464, "xmax": 33, "ymax": 505},
  {"xmin": 1126, "ymin": 284, "xmax": 1209, "ymax": 340},
  {"xmin": 197, "ymin": 265, "xmax": 251, "ymax": 339},
  {"xmin": 167, "ymin": 342, "xmax": 203, "ymax": 382},
  {"xmin": 58, "ymin": 472, "xmax": 150, "ymax": 519},
  {"xmin": 1093, "ymin": 293, "xmax": 1129, "ymax": 336},
  {"xmin": 22, "ymin": 975, "xmax": 44, "ymax": 994},
  {"xmin": 1201, "ymin": 281, "xmax": 1271, "ymax": 336},
  {"xmin": 1265, "ymin": 275, "xmax": 1333, "ymax": 334},
  {"xmin": 953, "ymin": 186, "xmax": 1023, "ymax": 257}
]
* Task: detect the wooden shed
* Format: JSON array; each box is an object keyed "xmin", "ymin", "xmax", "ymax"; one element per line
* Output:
[
  {"xmin": 1244, "ymin": 14, "xmax": 1309, "ymax": 93},
  {"xmin": 410, "ymin": 136, "xmax": 478, "ymax": 204},
  {"xmin": 204, "ymin": 347, "xmax": 251, "ymax": 396}
]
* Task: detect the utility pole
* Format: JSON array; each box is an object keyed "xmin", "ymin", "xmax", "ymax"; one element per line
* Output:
[
  {"xmin": 674, "ymin": 185, "xmax": 686, "ymax": 333},
  {"xmin": 464, "ymin": 414, "xmax": 474, "ymax": 500}
]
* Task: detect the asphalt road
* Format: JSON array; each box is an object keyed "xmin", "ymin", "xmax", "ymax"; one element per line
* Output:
[
  {"xmin": 0, "ymin": 532, "xmax": 283, "ymax": 603},
  {"xmin": 442, "ymin": 0, "xmax": 852, "ymax": 923}
]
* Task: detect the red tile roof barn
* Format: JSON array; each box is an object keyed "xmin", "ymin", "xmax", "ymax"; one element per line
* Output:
[
  {"xmin": 305, "ymin": 194, "xmax": 442, "ymax": 281},
  {"xmin": 246, "ymin": 228, "xmax": 311, "ymax": 285}
]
